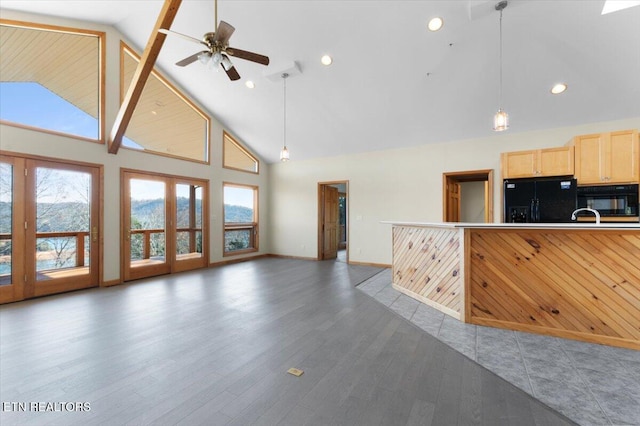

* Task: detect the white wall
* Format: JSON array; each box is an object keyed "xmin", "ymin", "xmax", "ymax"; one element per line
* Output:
[
  {"xmin": 460, "ymin": 181, "xmax": 486, "ymax": 223},
  {"xmin": 0, "ymin": 10, "xmax": 269, "ymax": 283},
  {"xmin": 267, "ymin": 117, "xmax": 640, "ymax": 266}
]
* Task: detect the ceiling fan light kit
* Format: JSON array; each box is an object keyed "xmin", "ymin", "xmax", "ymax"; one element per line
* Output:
[
  {"xmin": 493, "ymin": 0, "xmax": 509, "ymax": 132},
  {"xmin": 160, "ymin": 0, "xmax": 269, "ymax": 81}
]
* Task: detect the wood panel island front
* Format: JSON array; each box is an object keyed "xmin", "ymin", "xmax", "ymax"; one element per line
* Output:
[{"xmin": 385, "ymin": 222, "xmax": 640, "ymax": 350}]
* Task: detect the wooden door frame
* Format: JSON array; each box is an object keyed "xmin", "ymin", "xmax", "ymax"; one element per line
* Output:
[
  {"xmin": 121, "ymin": 170, "xmax": 172, "ymax": 281},
  {"xmin": 173, "ymin": 177, "xmax": 209, "ymax": 272},
  {"xmin": 317, "ymin": 180, "xmax": 349, "ymax": 262},
  {"xmin": 0, "ymin": 151, "xmax": 103, "ymax": 303},
  {"xmin": 121, "ymin": 168, "xmax": 209, "ymax": 282},
  {"xmin": 443, "ymin": 170, "xmax": 494, "ymax": 223}
]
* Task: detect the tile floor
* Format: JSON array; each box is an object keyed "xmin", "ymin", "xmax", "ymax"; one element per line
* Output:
[{"xmin": 357, "ymin": 269, "xmax": 640, "ymax": 426}]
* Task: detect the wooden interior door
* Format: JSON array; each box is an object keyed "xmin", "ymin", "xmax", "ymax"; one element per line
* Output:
[
  {"xmin": 447, "ymin": 182, "xmax": 461, "ymax": 222},
  {"xmin": 322, "ymin": 186, "xmax": 339, "ymax": 260}
]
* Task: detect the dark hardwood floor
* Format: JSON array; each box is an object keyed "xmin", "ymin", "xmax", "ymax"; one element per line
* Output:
[{"xmin": 0, "ymin": 258, "xmax": 576, "ymax": 425}]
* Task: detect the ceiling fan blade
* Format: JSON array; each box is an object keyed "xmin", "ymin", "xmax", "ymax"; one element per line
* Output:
[
  {"xmin": 224, "ymin": 66, "xmax": 241, "ymax": 81},
  {"xmin": 226, "ymin": 47, "xmax": 269, "ymax": 66},
  {"xmin": 214, "ymin": 21, "xmax": 235, "ymax": 45},
  {"xmin": 175, "ymin": 52, "xmax": 205, "ymax": 67},
  {"xmin": 159, "ymin": 28, "xmax": 207, "ymax": 47}
]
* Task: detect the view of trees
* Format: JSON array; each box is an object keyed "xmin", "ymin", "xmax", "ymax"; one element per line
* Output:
[
  {"xmin": 223, "ymin": 203, "xmax": 254, "ymax": 252},
  {"xmin": 0, "ymin": 164, "xmax": 254, "ymax": 274}
]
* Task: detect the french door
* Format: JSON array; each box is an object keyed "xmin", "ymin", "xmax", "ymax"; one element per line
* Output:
[
  {"xmin": 0, "ymin": 154, "xmax": 101, "ymax": 303},
  {"xmin": 122, "ymin": 170, "xmax": 208, "ymax": 281}
]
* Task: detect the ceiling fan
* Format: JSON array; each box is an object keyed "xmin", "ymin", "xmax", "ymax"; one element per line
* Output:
[{"xmin": 159, "ymin": 0, "xmax": 269, "ymax": 81}]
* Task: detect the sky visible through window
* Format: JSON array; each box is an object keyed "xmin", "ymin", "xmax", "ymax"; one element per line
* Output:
[
  {"xmin": 224, "ymin": 186, "xmax": 254, "ymax": 211},
  {"xmin": 0, "ymin": 82, "xmax": 98, "ymax": 139},
  {"xmin": 0, "ymin": 81, "xmax": 142, "ymax": 148},
  {"xmin": 1, "ymin": 83, "xmax": 248, "ymax": 206}
]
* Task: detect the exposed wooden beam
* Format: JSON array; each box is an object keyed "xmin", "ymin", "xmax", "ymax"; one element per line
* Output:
[{"xmin": 108, "ymin": 0, "xmax": 182, "ymax": 154}]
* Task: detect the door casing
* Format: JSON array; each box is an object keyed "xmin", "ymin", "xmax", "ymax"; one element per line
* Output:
[
  {"xmin": 442, "ymin": 170, "xmax": 494, "ymax": 223},
  {"xmin": 317, "ymin": 181, "xmax": 349, "ymax": 261},
  {"xmin": 121, "ymin": 169, "xmax": 209, "ymax": 282},
  {"xmin": 0, "ymin": 152, "xmax": 103, "ymax": 303}
]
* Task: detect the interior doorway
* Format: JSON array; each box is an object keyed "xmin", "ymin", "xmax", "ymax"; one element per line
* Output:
[
  {"xmin": 443, "ymin": 170, "xmax": 494, "ymax": 223},
  {"xmin": 317, "ymin": 181, "xmax": 348, "ymax": 262}
]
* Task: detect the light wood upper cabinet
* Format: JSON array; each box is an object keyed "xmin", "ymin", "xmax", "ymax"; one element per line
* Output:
[
  {"xmin": 574, "ymin": 130, "xmax": 639, "ymax": 184},
  {"xmin": 501, "ymin": 146, "xmax": 574, "ymax": 179}
]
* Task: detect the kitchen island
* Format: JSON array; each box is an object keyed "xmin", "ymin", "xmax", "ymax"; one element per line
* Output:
[{"xmin": 385, "ymin": 222, "xmax": 640, "ymax": 350}]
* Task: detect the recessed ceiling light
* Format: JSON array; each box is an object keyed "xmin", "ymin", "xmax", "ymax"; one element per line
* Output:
[
  {"xmin": 551, "ymin": 83, "xmax": 567, "ymax": 95},
  {"xmin": 245, "ymin": 81, "xmax": 255, "ymax": 89},
  {"xmin": 321, "ymin": 55, "xmax": 333, "ymax": 66},
  {"xmin": 428, "ymin": 17, "xmax": 444, "ymax": 32}
]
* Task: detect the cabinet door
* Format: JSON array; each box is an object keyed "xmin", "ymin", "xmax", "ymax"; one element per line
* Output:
[
  {"xmin": 539, "ymin": 146, "xmax": 574, "ymax": 177},
  {"xmin": 574, "ymin": 134, "xmax": 604, "ymax": 184},
  {"xmin": 501, "ymin": 151, "xmax": 537, "ymax": 178},
  {"xmin": 607, "ymin": 130, "xmax": 639, "ymax": 183}
]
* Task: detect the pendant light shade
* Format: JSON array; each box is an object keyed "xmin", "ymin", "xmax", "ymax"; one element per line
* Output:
[
  {"xmin": 493, "ymin": 108, "xmax": 509, "ymax": 131},
  {"xmin": 280, "ymin": 72, "xmax": 290, "ymax": 162},
  {"xmin": 493, "ymin": 1, "xmax": 509, "ymax": 132},
  {"xmin": 280, "ymin": 146, "xmax": 290, "ymax": 161}
]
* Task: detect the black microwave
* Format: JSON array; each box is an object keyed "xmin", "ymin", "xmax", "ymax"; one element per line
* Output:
[{"xmin": 577, "ymin": 184, "xmax": 639, "ymax": 217}]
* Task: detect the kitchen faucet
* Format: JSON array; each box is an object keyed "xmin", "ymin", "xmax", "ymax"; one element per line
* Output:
[{"xmin": 571, "ymin": 208, "xmax": 601, "ymax": 224}]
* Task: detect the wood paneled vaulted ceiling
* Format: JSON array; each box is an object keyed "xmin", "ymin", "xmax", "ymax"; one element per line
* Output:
[
  {"xmin": 0, "ymin": 23, "xmax": 99, "ymax": 119},
  {"xmin": 1, "ymin": 1, "xmax": 639, "ymax": 163},
  {"xmin": 122, "ymin": 44, "xmax": 209, "ymax": 162}
]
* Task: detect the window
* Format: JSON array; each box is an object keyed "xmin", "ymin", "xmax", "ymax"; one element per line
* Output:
[
  {"xmin": 0, "ymin": 20, "xmax": 104, "ymax": 142},
  {"xmin": 223, "ymin": 131, "xmax": 259, "ymax": 174},
  {"xmin": 223, "ymin": 183, "xmax": 258, "ymax": 255},
  {"xmin": 120, "ymin": 42, "xmax": 210, "ymax": 163}
]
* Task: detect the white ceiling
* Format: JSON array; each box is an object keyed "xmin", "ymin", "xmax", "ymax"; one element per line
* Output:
[{"xmin": 2, "ymin": 0, "xmax": 639, "ymax": 163}]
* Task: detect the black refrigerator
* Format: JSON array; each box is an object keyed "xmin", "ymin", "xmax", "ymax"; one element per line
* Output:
[{"xmin": 504, "ymin": 177, "xmax": 577, "ymax": 223}]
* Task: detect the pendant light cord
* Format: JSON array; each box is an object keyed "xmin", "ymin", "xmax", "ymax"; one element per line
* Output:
[
  {"xmin": 283, "ymin": 73, "xmax": 288, "ymax": 149},
  {"xmin": 499, "ymin": 8, "xmax": 503, "ymax": 108}
]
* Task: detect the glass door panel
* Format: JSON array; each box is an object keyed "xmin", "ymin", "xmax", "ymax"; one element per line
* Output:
[
  {"xmin": 123, "ymin": 172, "xmax": 207, "ymax": 281},
  {"xmin": 34, "ymin": 167, "xmax": 92, "ymax": 282},
  {"xmin": 0, "ymin": 162, "xmax": 13, "ymax": 286},
  {"xmin": 124, "ymin": 176, "xmax": 170, "ymax": 281},
  {"xmin": 0, "ymin": 156, "xmax": 100, "ymax": 303},
  {"xmin": 174, "ymin": 182, "xmax": 206, "ymax": 272}
]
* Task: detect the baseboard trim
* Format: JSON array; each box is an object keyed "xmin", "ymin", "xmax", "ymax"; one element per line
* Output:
[
  {"xmin": 349, "ymin": 260, "xmax": 391, "ymax": 268},
  {"xmin": 210, "ymin": 254, "xmax": 270, "ymax": 267},
  {"xmin": 267, "ymin": 254, "xmax": 319, "ymax": 261},
  {"xmin": 102, "ymin": 279, "xmax": 121, "ymax": 287}
]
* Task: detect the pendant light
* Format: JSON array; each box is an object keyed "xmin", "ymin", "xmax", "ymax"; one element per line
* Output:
[
  {"xmin": 280, "ymin": 73, "xmax": 290, "ymax": 161},
  {"xmin": 493, "ymin": 1, "xmax": 509, "ymax": 132}
]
